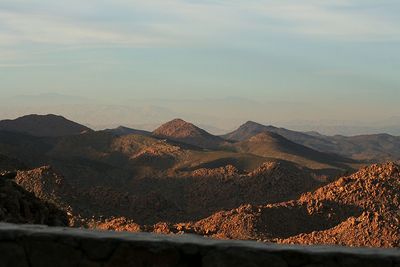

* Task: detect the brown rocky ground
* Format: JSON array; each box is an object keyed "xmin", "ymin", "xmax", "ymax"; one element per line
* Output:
[
  {"xmin": 96, "ymin": 162, "xmax": 399, "ymax": 248},
  {"xmin": 278, "ymin": 162, "xmax": 400, "ymax": 247},
  {"xmin": 88, "ymin": 217, "xmax": 142, "ymax": 232},
  {"xmin": 12, "ymin": 159, "xmax": 325, "ymax": 225},
  {"xmin": 15, "ymin": 166, "xmax": 71, "ymax": 208}
]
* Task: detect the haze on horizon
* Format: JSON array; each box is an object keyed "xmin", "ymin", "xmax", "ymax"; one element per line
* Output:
[{"xmin": 1, "ymin": 0, "xmax": 399, "ymax": 134}]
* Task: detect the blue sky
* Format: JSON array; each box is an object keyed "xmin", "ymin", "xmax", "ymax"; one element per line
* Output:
[{"xmin": 0, "ymin": 0, "xmax": 399, "ymax": 127}]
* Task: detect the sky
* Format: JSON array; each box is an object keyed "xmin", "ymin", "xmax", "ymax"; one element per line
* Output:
[{"xmin": 0, "ymin": 0, "xmax": 400, "ymax": 133}]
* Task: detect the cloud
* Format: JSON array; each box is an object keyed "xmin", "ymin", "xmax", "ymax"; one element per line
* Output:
[
  {"xmin": 247, "ymin": 1, "xmax": 400, "ymax": 40},
  {"xmin": 0, "ymin": 10, "xmax": 173, "ymax": 46},
  {"xmin": 0, "ymin": 0, "xmax": 399, "ymax": 50},
  {"xmin": 111, "ymin": 0, "xmax": 400, "ymax": 41},
  {"xmin": 0, "ymin": 63, "xmax": 56, "ymax": 68}
]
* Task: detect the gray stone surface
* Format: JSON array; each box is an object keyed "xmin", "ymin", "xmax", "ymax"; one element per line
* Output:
[{"xmin": 0, "ymin": 223, "xmax": 399, "ymax": 267}]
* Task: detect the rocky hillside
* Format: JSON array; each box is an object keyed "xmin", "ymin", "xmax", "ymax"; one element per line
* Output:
[
  {"xmin": 0, "ymin": 114, "xmax": 91, "ymax": 137},
  {"xmin": 9, "ymin": 160, "xmax": 326, "ymax": 226},
  {"xmin": 279, "ymin": 162, "xmax": 400, "ymax": 247},
  {"xmin": 182, "ymin": 162, "xmax": 399, "ymax": 247},
  {"xmin": 153, "ymin": 119, "xmax": 225, "ymax": 149},
  {"xmin": 15, "ymin": 166, "xmax": 72, "ymax": 209}
]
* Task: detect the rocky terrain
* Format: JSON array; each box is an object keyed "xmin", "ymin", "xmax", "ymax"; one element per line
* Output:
[
  {"xmin": 11, "ymin": 159, "xmax": 397, "ymax": 248},
  {"xmin": 0, "ymin": 114, "xmax": 399, "ymax": 248},
  {"xmin": 80, "ymin": 163, "xmax": 400, "ymax": 248},
  {"xmin": 11, "ymin": 160, "xmax": 327, "ymax": 225},
  {"xmin": 183, "ymin": 162, "xmax": 400, "ymax": 248},
  {"xmin": 278, "ymin": 162, "xmax": 400, "ymax": 247}
]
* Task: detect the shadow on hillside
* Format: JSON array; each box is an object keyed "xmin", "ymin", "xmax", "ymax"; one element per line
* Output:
[{"xmin": 258, "ymin": 201, "xmax": 363, "ymax": 239}]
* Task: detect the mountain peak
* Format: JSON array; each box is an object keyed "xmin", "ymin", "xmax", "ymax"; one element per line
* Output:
[
  {"xmin": 241, "ymin": 121, "xmax": 265, "ymax": 128},
  {"xmin": 244, "ymin": 120, "xmax": 261, "ymax": 125},
  {"xmin": 18, "ymin": 114, "xmax": 64, "ymax": 120},
  {"xmin": 222, "ymin": 121, "xmax": 278, "ymax": 141},
  {"xmin": 153, "ymin": 119, "xmax": 202, "ymax": 139},
  {"xmin": 153, "ymin": 119, "xmax": 224, "ymax": 149},
  {"xmin": 168, "ymin": 118, "xmax": 188, "ymax": 124}
]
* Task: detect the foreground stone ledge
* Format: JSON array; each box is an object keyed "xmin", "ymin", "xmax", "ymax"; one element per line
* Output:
[{"xmin": 0, "ymin": 223, "xmax": 399, "ymax": 267}]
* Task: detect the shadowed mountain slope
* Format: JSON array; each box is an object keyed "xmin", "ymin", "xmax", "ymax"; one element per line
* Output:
[
  {"xmin": 0, "ymin": 154, "xmax": 26, "ymax": 173},
  {"xmin": 0, "ymin": 131, "xmax": 56, "ymax": 167},
  {"xmin": 0, "ymin": 114, "xmax": 91, "ymax": 137}
]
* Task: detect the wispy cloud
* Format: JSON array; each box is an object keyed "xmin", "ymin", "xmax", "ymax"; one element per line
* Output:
[
  {"xmin": 0, "ymin": 0, "xmax": 399, "ymax": 70},
  {"xmin": 0, "ymin": 63, "xmax": 56, "ymax": 68},
  {"xmin": 0, "ymin": 0, "xmax": 399, "ymax": 49},
  {"xmin": 0, "ymin": 59, "xmax": 120, "ymax": 68},
  {"xmin": 111, "ymin": 0, "xmax": 400, "ymax": 41},
  {"xmin": 248, "ymin": 1, "xmax": 400, "ymax": 40},
  {"xmin": 0, "ymin": 10, "xmax": 172, "ymax": 46}
]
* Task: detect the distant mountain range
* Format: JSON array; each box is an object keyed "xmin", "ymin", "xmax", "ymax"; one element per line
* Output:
[
  {"xmin": 3, "ymin": 94, "xmax": 399, "ymax": 136},
  {"xmin": 1, "ymin": 114, "xmax": 400, "ymax": 164},
  {"xmin": 224, "ymin": 121, "xmax": 400, "ymax": 162}
]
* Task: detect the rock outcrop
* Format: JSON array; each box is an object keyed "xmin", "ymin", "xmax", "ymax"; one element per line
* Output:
[
  {"xmin": 279, "ymin": 162, "xmax": 400, "ymax": 247},
  {"xmin": 184, "ymin": 162, "xmax": 400, "ymax": 248},
  {"xmin": 0, "ymin": 172, "xmax": 67, "ymax": 226}
]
